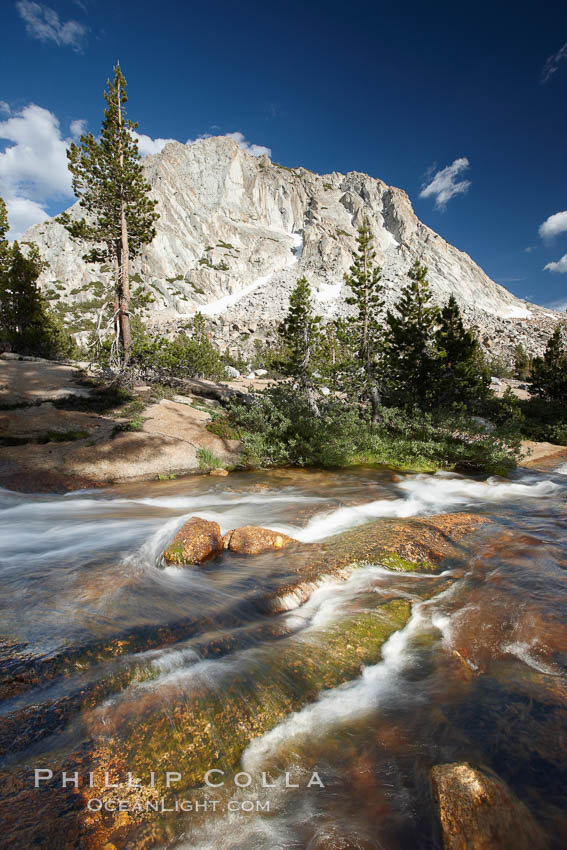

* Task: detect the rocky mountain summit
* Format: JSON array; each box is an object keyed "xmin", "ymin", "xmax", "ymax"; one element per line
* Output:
[{"xmin": 25, "ymin": 135, "xmax": 559, "ymax": 357}]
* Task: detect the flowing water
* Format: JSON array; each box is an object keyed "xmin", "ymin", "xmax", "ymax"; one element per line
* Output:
[{"xmin": 1, "ymin": 465, "xmax": 567, "ymax": 849}]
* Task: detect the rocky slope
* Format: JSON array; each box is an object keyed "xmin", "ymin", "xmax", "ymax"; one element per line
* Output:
[{"xmin": 24, "ymin": 136, "xmax": 559, "ymax": 357}]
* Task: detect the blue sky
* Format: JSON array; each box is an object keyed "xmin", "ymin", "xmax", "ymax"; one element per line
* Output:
[{"xmin": 1, "ymin": 0, "xmax": 566, "ymax": 308}]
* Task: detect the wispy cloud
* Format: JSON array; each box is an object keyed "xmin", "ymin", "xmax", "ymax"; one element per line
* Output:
[
  {"xmin": 419, "ymin": 157, "xmax": 471, "ymax": 210},
  {"xmin": 541, "ymin": 40, "xmax": 567, "ymax": 83},
  {"xmin": 539, "ymin": 210, "xmax": 567, "ymax": 239},
  {"xmin": 544, "ymin": 254, "xmax": 567, "ymax": 274},
  {"xmin": 495, "ymin": 276, "xmax": 527, "ymax": 283},
  {"xmin": 524, "ymin": 246, "xmax": 536, "ymax": 253},
  {"xmin": 15, "ymin": 1, "xmax": 87, "ymax": 51}
]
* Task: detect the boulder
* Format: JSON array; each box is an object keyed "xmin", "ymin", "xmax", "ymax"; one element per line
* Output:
[
  {"xmin": 471, "ymin": 416, "xmax": 496, "ymax": 433},
  {"xmin": 223, "ymin": 525, "xmax": 298, "ymax": 555},
  {"xmin": 163, "ymin": 517, "xmax": 223, "ymax": 566},
  {"xmin": 430, "ymin": 762, "xmax": 547, "ymax": 850}
]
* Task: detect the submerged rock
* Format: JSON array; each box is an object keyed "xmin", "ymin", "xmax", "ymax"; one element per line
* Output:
[
  {"xmin": 223, "ymin": 525, "xmax": 298, "ymax": 554},
  {"xmin": 263, "ymin": 512, "xmax": 490, "ymax": 612},
  {"xmin": 0, "ymin": 598, "xmax": 416, "ymax": 849},
  {"xmin": 430, "ymin": 762, "xmax": 547, "ymax": 850},
  {"xmin": 163, "ymin": 516, "xmax": 223, "ymax": 565},
  {"xmin": 78, "ymin": 598, "xmax": 412, "ymax": 844}
]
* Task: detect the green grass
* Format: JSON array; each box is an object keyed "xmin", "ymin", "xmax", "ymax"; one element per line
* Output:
[{"xmin": 196, "ymin": 447, "xmax": 224, "ymax": 470}]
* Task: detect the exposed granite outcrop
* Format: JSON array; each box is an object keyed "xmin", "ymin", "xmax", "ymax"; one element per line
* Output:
[{"xmin": 23, "ymin": 136, "xmax": 559, "ymax": 360}]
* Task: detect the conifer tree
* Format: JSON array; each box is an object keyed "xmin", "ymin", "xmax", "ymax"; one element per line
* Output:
[
  {"xmin": 344, "ymin": 222, "xmax": 384, "ymax": 422},
  {"xmin": 383, "ymin": 260, "xmax": 439, "ymax": 409},
  {"xmin": 433, "ymin": 294, "xmax": 489, "ymax": 407},
  {"xmin": 529, "ymin": 324, "xmax": 567, "ymax": 403},
  {"xmin": 0, "ymin": 197, "xmax": 73, "ymax": 358},
  {"xmin": 279, "ymin": 276, "xmax": 322, "ymax": 416},
  {"xmin": 0, "ymin": 198, "xmax": 9, "ymax": 271},
  {"xmin": 59, "ymin": 64, "xmax": 159, "ymax": 367},
  {"xmin": 513, "ymin": 343, "xmax": 532, "ymax": 381},
  {"xmin": 314, "ymin": 317, "xmax": 352, "ymax": 389}
]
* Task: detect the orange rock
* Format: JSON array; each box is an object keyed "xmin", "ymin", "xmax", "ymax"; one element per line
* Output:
[
  {"xmin": 223, "ymin": 525, "xmax": 298, "ymax": 555},
  {"xmin": 163, "ymin": 516, "xmax": 223, "ymax": 565},
  {"xmin": 209, "ymin": 468, "xmax": 229, "ymax": 476},
  {"xmin": 431, "ymin": 762, "xmax": 547, "ymax": 850}
]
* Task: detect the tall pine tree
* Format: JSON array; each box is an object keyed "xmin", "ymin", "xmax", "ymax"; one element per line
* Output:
[
  {"xmin": 60, "ymin": 63, "xmax": 159, "ymax": 367},
  {"xmin": 384, "ymin": 260, "xmax": 439, "ymax": 410},
  {"xmin": 433, "ymin": 294, "xmax": 489, "ymax": 408},
  {"xmin": 344, "ymin": 222, "xmax": 384, "ymax": 422},
  {"xmin": 279, "ymin": 276, "xmax": 322, "ymax": 416}
]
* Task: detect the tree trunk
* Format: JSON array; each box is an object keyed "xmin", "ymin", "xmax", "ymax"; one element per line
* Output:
[
  {"xmin": 305, "ymin": 383, "xmax": 321, "ymax": 418},
  {"xmin": 300, "ymin": 328, "xmax": 321, "ymax": 418},
  {"xmin": 116, "ymin": 75, "xmax": 131, "ymax": 367},
  {"xmin": 119, "ymin": 206, "xmax": 131, "ymax": 364},
  {"xmin": 362, "ymin": 237, "xmax": 382, "ymax": 423},
  {"xmin": 367, "ymin": 354, "xmax": 383, "ymax": 424}
]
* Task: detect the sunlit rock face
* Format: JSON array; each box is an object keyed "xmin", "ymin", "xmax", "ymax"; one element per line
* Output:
[{"xmin": 25, "ymin": 135, "xmax": 557, "ymax": 356}]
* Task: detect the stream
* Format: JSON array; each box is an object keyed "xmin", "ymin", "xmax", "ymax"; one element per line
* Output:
[{"xmin": 1, "ymin": 464, "xmax": 566, "ymax": 849}]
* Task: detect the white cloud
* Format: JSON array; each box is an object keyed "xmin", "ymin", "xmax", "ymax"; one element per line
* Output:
[
  {"xmin": 524, "ymin": 246, "xmax": 536, "ymax": 253},
  {"xmin": 0, "ymin": 102, "xmax": 10, "ymax": 115},
  {"xmin": 541, "ymin": 40, "xmax": 567, "ymax": 83},
  {"xmin": 546, "ymin": 297, "xmax": 567, "ymax": 311},
  {"xmin": 539, "ymin": 210, "xmax": 567, "ymax": 239},
  {"xmin": 0, "ymin": 103, "xmax": 271, "ymax": 238},
  {"xmin": 16, "ymin": 1, "xmax": 87, "ymax": 51},
  {"xmin": 0, "ymin": 103, "xmax": 79, "ymax": 238},
  {"xmin": 0, "ymin": 104, "xmax": 74, "ymax": 201},
  {"xmin": 133, "ymin": 129, "xmax": 271, "ymax": 158},
  {"xmin": 544, "ymin": 254, "xmax": 567, "ymax": 274},
  {"xmin": 419, "ymin": 157, "xmax": 471, "ymax": 210},
  {"xmin": 226, "ymin": 131, "xmax": 271, "ymax": 157},
  {"xmin": 69, "ymin": 118, "xmax": 86, "ymax": 139},
  {"xmin": 133, "ymin": 131, "xmax": 177, "ymax": 157},
  {"xmin": 5, "ymin": 197, "xmax": 50, "ymax": 239}
]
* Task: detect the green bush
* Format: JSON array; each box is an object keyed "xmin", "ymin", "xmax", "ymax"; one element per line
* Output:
[
  {"xmin": 227, "ymin": 385, "xmax": 520, "ymax": 474},
  {"xmin": 488, "ymin": 356, "xmax": 514, "ymax": 379},
  {"xmin": 93, "ymin": 313, "xmax": 227, "ymax": 382},
  {"xmin": 480, "ymin": 392, "xmax": 567, "ymax": 446},
  {"xmin": 207, "ymin": 417, "xmax": 241, "ymax": 440}
]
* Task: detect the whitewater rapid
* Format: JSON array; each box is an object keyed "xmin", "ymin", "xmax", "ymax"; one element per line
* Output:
[{"xmin": 0, "ymin": 471, "xmax": 561, "ymax": 568}]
